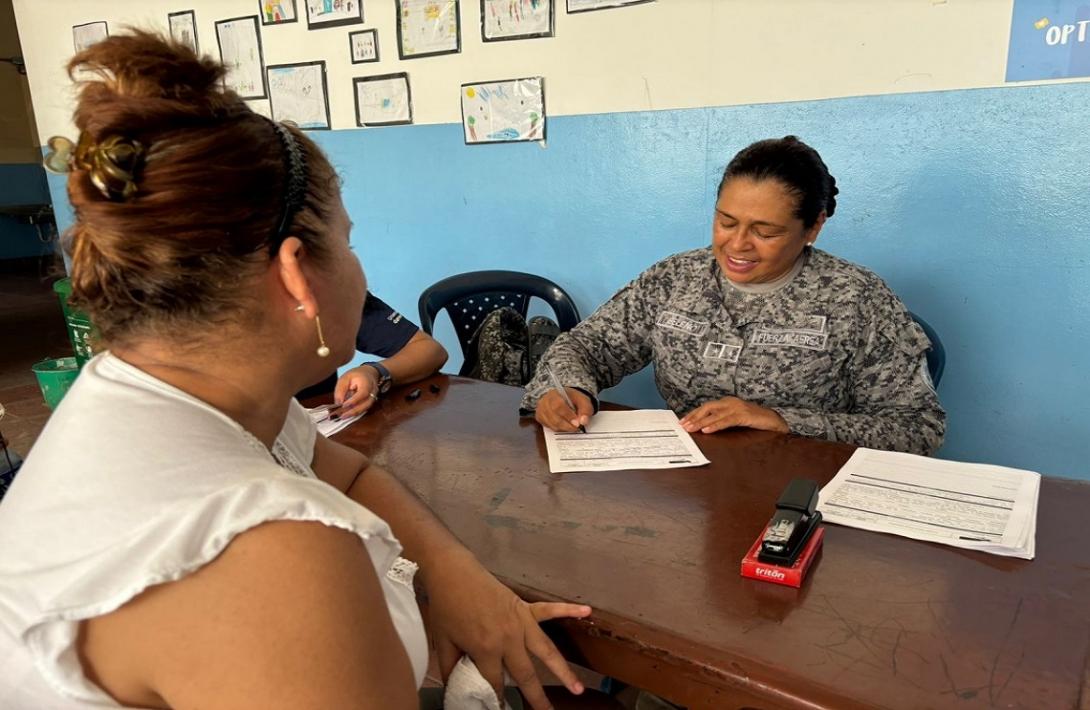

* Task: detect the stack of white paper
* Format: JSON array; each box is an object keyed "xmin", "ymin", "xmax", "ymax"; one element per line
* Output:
[
  {"xmin": 305, "ymin": 404, "xmax": 366, "ymax": 438},
  {"xmin": 817, "ymin": 448, "xmax": 1039, "ymax": 559},
  {"xmin": 543, "ymin": 409, "xmax": 710, "ymax": 474}
]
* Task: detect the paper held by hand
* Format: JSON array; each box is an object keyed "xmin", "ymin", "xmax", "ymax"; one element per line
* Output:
[
  {"xmin": 306, "ymin": 403, "xmax": 366, "ymax": 438},
  {"xmin": 543, "ymin": 409, "xmax": 710, "ymax": 474}
]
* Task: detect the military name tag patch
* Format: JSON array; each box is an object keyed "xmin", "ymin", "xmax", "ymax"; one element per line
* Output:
[
  {"xmin": 752, "ymin": 328, "xmax": 828, "ymax": 351},
  {"xmin": 703, "ymin": 341, "xmax": 741, "ymax": 362},
  {"xmin": 656, "ymin": 311, "xmax": 709, "ymax": 337},
  {"xmin": 794, "ymin": 314, "xmax": 827, "ymax": 334}
]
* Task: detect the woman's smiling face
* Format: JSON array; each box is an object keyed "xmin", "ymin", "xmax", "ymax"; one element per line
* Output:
[{"xmin": 712, "ymin": 177, "xmax": 825, "ymax": 285}]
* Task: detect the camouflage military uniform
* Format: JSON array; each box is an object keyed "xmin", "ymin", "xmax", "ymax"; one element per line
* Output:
[{"xmin": 522, "ymin": 247, "xmax": 945, "ymax": 455}]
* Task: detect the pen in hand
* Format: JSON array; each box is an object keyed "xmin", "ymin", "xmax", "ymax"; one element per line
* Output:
[{"xmin": 543, "ymin": 364, "xmax": 587, "ymax": 434}]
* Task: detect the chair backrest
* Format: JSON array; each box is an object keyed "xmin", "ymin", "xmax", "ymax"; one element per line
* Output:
[
  {"xmin": 418, "ymin": 270, "xmax": 581, "ymax": 360},
  {"xmin": 909, "ymin": 312, "xmax": 945, "ymax": 388}
]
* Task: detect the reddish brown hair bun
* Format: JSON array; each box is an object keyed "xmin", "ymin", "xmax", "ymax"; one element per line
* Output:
[{"xmin": 65, "ymin": 30, "xmax": 339, "ymax": 345}]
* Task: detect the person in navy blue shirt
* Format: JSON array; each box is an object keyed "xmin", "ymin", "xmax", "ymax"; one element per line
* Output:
[{"xmin": 296, "ymin": 292, "xmax": 447, "ymax": 417}]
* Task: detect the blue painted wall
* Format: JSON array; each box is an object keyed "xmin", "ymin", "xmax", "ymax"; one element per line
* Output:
[
  {"xmin": 0, "ymin": 163, "xmax": 54, "ymax": 260},
  {"xmin": 45, "ymin": 81, "xmax": 1090, "ymax": 480}
]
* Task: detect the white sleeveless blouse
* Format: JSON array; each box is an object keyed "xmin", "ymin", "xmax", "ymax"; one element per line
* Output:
[{"xmin": 0, "ymin": 353, "xmax": 427, "ymax": 708}]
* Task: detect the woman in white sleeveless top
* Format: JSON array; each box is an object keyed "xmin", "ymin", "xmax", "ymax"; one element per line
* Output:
[{"xmin": 0, "ymin": 31, "xmax": 591, "ymax": 710}]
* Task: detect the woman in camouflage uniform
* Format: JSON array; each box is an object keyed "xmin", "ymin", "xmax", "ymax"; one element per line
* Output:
[{"xmin": 524, "ymin": 136, "xmax": 945, "ymax": 456}]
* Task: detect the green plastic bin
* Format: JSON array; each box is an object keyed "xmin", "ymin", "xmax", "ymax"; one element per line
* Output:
[
  {"xmin": 53, "ymin": 278, "xmax": 95, "ymax": 368},
  {"xmin": 32, "ymin": 357, "xmax": 80, "ymax": 409}
]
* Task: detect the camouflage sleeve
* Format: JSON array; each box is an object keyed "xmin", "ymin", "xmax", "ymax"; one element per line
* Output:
[
  {"xmin": 520, "ymin": 262, "xmax": 664, "ymax": 412},
  {"xmin": 771, "ymin": 291, "xmax": 947, "ymax": 456}
]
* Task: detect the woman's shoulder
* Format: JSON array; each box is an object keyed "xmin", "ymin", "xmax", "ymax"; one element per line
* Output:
[
  {"xmin": 77, "ymin": 518, "xmax": 415, "ymax": 710},
  {"xmin": 806, "ymin": 250, "xmax": 921, "ymax": 337},
  {"xmin": 661, "ymin": 245, "xmax": 714, "ymax": 267},
  {"xmin": 807, "ymin": 248, "xmax": 890, "ymax": 291},
  {"xmin": 639, "ymin": 246, "xmax": 714, "ymax": 281},
  {"xmin": 806, "ymin": 249, "xmax": 909, "ymax": 309},
  {"xmin": 1, "ymin": 463, "xmax": 401, "ymax": 604},
  {"xmin": 13, "ymin": 356, "xmax": 298, "ymax": 500},
  {"xmin": 0, "ymin": 357, "xmax": 397, "ymax": 636},
  {"xmin": 0, "ymin": 472, "xmax": 404, "ymax": 700}
]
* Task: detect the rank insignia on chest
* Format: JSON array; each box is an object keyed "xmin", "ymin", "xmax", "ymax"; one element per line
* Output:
[{"xmin": 703, "ymin": 341, "xmax": 741, "ymax": 362}]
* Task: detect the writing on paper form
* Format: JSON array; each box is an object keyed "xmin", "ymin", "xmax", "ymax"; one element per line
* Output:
[
  {"xmin": 543, "ymin": 410, "xmax": 710, "ymax": 474},
  {"xmin": 817, "ymin": 448, "xmax": 1039, "ymax": 559}
]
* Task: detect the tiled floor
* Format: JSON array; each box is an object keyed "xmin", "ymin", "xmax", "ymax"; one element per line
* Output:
[{"xmin": 0, "ymin": 256, "xmax": 71, "ymax": 458}]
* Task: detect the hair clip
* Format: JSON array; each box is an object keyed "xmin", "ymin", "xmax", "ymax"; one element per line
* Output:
[
  {"xmin": 42, "ymin": 132, "xmax": 145, "ymax": 201},
  {"xmin": 43, "ymin": 136, "xmax": 76, "ymax": 175}
]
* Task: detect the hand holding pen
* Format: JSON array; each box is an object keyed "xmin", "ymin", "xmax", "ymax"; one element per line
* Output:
[{"xmin": 536, "ymin": 364, "xmax": 592, "ymax": 434}]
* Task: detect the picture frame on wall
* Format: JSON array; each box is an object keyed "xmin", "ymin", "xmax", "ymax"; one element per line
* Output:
[
  {"xmin": 168, "ymin": 11, "xmax": 199, "ymax": 53},
  {"xmin": 481, "ymin": 0, "xmax": 553, "ymax": 42},
  {"xmin": 246, "ymin": 99, "xmax": 273, "ymax": 119},
  {"xmin": 305, "ymin": 0, "xmax": 364, "ymax": 30},
  {"xmin": 460, "ymin": 76, "xmax": 545, "ymax": 145},
  {"xmin": 215, "ymin": 15, "xmax": 267, "ymax": 100},
  {"xmin": 266, "ymin": 61, "xmax": 332, "ymax": 129},
  {"xmin": 354, "ymin": 72, "xmax": 413, "ymax": 127},
  {"xmin": 259, "ymin": 0, "xmax": 299, "ymax": 25},
  {"xmin": 72, "ymin": 21, "xmax": 109, "ymax": 52},
  {"xmin": 349, "ymin": 28, "xmax": 380, "ymax": 63},
  {"xmin": 396, "ymin": 0, "xmax": 460, "ymax": 60},
  {"xmin": 566, "ymin": 0, "xmax": 653, "ymax": 12}
]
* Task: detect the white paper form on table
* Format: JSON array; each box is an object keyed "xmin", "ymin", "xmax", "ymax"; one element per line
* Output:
[
  {"xmin": 543, "ymin": 410, "xmax": 710, "ymax": 474},
  {"xmin": 817, "ymin": 448, "xmax": 1039, "ymax": 559}
]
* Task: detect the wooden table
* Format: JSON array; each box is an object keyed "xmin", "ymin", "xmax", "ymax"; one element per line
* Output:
[{"xmin": 331, "ymin": 375, "xmax": 1090, "ymax": 709}]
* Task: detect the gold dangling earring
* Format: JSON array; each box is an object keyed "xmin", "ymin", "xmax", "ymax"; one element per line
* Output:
[{"xmin": 314, "ymin": 315, "xmax": 330, "ymax": 358}]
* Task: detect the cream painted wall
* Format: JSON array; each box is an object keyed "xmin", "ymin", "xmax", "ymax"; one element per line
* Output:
[{"xmin": 10, "ymin": 0, "xmax": 1078, "ymax": 139}]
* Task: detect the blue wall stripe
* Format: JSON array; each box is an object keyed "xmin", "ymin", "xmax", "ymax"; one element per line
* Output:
[{"xmin": 45, "ymin": 81, "xmax": 1090, "ymax": 479}]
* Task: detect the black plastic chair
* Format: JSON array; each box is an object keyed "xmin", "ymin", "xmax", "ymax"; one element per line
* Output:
[
  {"xmin": 909, "ymin": 312, "xmax": 945, "ymax": 387},
  {"xmin": 418, "ymin": 270, "xmax": 581, "ymax": 376}
]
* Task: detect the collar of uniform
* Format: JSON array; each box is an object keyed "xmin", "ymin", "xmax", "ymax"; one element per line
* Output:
[
  {"xmin": 713, "ymin": 247, "xmax": 820, "ymax": 330},
  {"xmin": 726, "ymin": 248, "xmax": 809, "ymax": 295}
]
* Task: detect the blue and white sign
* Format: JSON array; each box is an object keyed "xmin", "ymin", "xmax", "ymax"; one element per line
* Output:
[{"xmin": 1007, "ymin": 1, "xmax": 1090, "ymax": 81}]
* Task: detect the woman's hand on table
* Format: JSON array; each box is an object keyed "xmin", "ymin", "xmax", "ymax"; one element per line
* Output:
[
  {"xmin": 680, "ymin": 396, "xmax": 789, "ymax": 435},
  {"xmin": 424, "ymin": 549, "xmax": 592, "ymax": 710}
]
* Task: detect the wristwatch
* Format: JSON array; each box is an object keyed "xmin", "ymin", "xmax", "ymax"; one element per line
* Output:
[{"xmin": 362, "ymin": 362, "xmax": 393, "ymax": 395}]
